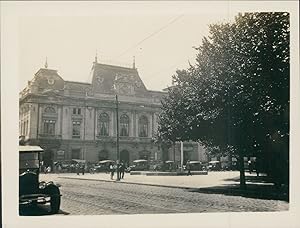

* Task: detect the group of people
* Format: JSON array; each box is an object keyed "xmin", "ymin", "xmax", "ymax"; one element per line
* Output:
[
  {"xmin": 43, "ymin": 165, "xmax": 52, "ymax": 174},
  {"xmin": 109, "ymin": 162, "xmax": 126, "ymax": 180},
  {"xmin": 76, "ymin": 163, "xmax": 85, "ymax": 175}
]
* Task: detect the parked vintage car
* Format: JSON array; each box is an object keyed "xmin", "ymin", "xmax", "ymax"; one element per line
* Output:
[
  {"xmin": 19, "ymin": 145, "xmax": 61, "ymax": 214},
  {"xmin": 208, "ymin": 161, "xmax": 221, "ymax": 171},
  {"xmin": 95, "ymin": 160, "xmax": 115, "ymax": 172},
  {"xmin": 127, "ymin": 159, "xmax": 149, "ymax": 172},
  {"xmin": 188, "ymin": 161, "xmax": 203, "ymax": 171}
]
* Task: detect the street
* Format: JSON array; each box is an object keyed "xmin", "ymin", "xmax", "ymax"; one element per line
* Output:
[{"xmin": 20, "ymin": 174, "xmax": 289, "ymax": 215}]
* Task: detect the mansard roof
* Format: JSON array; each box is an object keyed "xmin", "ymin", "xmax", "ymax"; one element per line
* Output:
[
  {"xmin": 32, "ymin": 67, "xmax": 65, "ymax": 90},
  {"xmin": 20, "ymin": 61, "xmax": 167, "ymax": 102},
  {"xmin": 91, "ymin": 62, "xmax": 147, "ymax": 95}
]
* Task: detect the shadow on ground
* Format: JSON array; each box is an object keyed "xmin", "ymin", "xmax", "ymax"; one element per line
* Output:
[
  {"xmin": 187, "ymin": 175, "xmax": 289, "ymax": 202},
  {"xmin": 19, "ymin": 205, "xmax": 69, "ymax": 216}
]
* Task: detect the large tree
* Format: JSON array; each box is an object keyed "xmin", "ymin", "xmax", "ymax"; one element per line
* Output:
[{"xmin": 158, "ymin": 12, "xmax": 289, "ymax": 189}]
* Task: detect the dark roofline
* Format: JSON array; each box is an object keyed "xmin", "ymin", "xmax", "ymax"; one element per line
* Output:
[
  {"xmin": 65, "ymin": 80, "xmax": 91, "ymax": 85},
  {"xmin": 95, "ymin": 62, "xmax": 137, "ymax": 71},
  {"xmin": 34, "ymin": 68, "xmax": 58, "ymax": 76}
]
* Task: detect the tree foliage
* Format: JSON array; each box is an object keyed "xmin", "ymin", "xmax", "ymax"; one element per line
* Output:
[{"xmin": 157, "ymin": 12, "xmax": 289, "ymax": 187}]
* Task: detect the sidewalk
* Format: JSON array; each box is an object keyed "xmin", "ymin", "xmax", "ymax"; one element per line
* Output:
[
  {"xmin": 57, "ymin": 171, "xmax": 241, "ymax": 189},
  {"xmin": 41, "ymin": 171, "xmax": 288, "ymax": 201}
]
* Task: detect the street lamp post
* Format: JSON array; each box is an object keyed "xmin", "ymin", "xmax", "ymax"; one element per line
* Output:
[{"xmin": 116, "ymin": 94, "xmax": 120, "ymax": 181}]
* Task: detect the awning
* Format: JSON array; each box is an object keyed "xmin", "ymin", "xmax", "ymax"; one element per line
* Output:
[{"xmin": 19, "ymin": 145, "xmax": 44, "ymax": 153}]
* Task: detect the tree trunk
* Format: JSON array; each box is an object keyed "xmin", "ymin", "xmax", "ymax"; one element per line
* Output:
[{"xmin": 238, "ymin": 154, "xmax": 246, "ymax": 189}]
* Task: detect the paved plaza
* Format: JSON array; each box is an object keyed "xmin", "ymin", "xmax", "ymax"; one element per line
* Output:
[
  {"xmin": 19, "ymin": 171, "xmax": 289, "ymax": 216},
  {"xmin": 42, "ymin": 171, "xmax": 254, "ymax": 189}
]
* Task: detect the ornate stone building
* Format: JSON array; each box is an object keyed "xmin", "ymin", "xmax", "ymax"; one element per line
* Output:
[
  {"xmin": 19, "ymin": 58, "xmax": 208, "ymax": 168},
  {"xmin": 19, "ymin": 59, "xmax": 168, "ymax": 167}
]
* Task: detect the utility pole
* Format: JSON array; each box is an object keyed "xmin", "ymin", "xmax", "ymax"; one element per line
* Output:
[
  {"xmin": 116, "ymin": 94, "xmax": 120, "ymax": 181},
  {"xmin": 180, "ymin": 141, "xmax": 184, "ymax": 171},
  {"xmin": 173, "ymin": 141, "xmax": 176, "ymax": 162}
]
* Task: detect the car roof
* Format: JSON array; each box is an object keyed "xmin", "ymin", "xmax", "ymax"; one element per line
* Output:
[
  {"xmin": 189, "ymin": 161, "xmax": 201, "ymax": 164},
  {"xmin": 72, "ymin": 159, "xmax": 86, "ymax": 163},
  {"xmin": 133, "ymin": 159, "xmax": 148, "ymax": 163},
  {"xmin": 19, "ymin": 145, "xmax": 44, "ymax": 152},
  {"xmin": 209, "ymin": 161, "xmax": 220, "ymax": 164},
  {"xmin": 98, "ymin": 160, "xmax": 115, "ymax": 164}
]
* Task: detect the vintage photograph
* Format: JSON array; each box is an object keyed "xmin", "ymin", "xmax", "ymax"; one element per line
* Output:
[{"xmin": 1, "ymin": 1, "xmax": 299, "ymax": 228}]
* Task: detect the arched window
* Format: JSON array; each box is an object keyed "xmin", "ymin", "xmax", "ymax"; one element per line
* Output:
[
  {"xmin": 44, "ymin": 106, "xmax": 55, "ymax": 113},
  {"xmin": 99, "ymin": 113, "xmax": 109, "ymax": 136},
  {"xmin": 139, "ymin": 115, "xmax": 148, "ymax": 137},
  {"xmin": 120, "ymin": 114, "xmax": 129, "ymax": 137}
]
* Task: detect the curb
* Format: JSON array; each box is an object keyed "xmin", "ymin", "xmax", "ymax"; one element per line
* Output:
[
  {"xmin": 130, "ymin": 171, "xmax": 208, "ymax": 176},
  {"xmin": 58, "ymin": 176, "xmax": 192, "ymax": 190}
]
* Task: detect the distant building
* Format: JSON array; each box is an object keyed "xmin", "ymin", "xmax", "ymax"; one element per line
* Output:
[{"xmin": 19, "ymin": 58, "xmax": 207, "ymax": 168}]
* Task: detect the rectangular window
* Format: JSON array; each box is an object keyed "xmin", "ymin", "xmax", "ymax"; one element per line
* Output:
[
  {"xmin": 73, "ymin": 108, "xmax": 81, "ymax": 115},
  {"xmin": 43, "ymin": 120, "xmax": 55, "ymax": 135},
  {"xmin": 71, "ymin": 149, "xmax": 81, "ymax": 159},
  {"xmin": 72, "ymin": 121, "xmax": 81, "ymax": 138}
]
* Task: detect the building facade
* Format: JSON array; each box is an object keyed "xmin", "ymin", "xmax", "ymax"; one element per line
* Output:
[{"xmin": 19, "ymin": 59, "xmax": 207, "ymax": 168}]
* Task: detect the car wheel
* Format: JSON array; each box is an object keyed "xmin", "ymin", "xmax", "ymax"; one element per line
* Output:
[
  {"xmin": 50, "ymin": 192, "xmax": 61, "ymax": 214},
  {"xmin": 45, "ymin": 185, "xmax": 61, "ymax": 214}
]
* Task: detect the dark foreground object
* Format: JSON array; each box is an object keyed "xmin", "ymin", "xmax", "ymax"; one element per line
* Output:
[
  {"xmin": 19, "ymin": 204, "xmax": 69, "ymax": 216},
  {"xmin": 19, "ymin": 145, "xmax": 61, "ymax": 214}
]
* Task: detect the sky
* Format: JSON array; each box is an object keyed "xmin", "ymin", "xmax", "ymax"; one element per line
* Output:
[{"xmin": 18, "ymin": 2, "xmax": 243, "ymax": 92}]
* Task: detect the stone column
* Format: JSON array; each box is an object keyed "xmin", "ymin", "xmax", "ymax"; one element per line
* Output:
[
  {"xmin": 130, "ymin": 112, "xmax": 134, "ymax": 137},
  {"xmin": 94, "ymin": 109, "xmax": 98, "ymax": 138},
  {"xmin": 109, "ymin": 110, "xmax": 114, "ymax": 136},
  {"xmin": 135, "ymin": 112, "xmax": 139, "ymax": 137},
  {"xmin": 149, "ymin": 113, "xmax": 153, "ymax": 138}
]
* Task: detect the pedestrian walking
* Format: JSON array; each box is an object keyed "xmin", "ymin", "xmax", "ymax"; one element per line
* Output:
[
  {"xmin": 46, "ymin": 166, "xmax": 51, "ymax": 174},
  {"xmin": 186, "ymin": 160, "xmax": 192, "ymax": 176},
  {"xmin": 248, "ymin": 160, "xmax": 253, "ymax": 174},
  {"xmin": 57, "ymin": 164, "xmax": 62, "ymax": 173},
  {"xmin": 110, "ymin": 164, "xmax": 115, "ymax": 180},
  {"xmin": 81, "ymin": 164, "xmax": 85, "ymax": 175},
  {"xmin": 76, "ymin": 163, "xmax": 80, "ymax": 175},
  {"xmin": 120, "ymin": 162, "xmax": 125, "ymax": 179}
]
